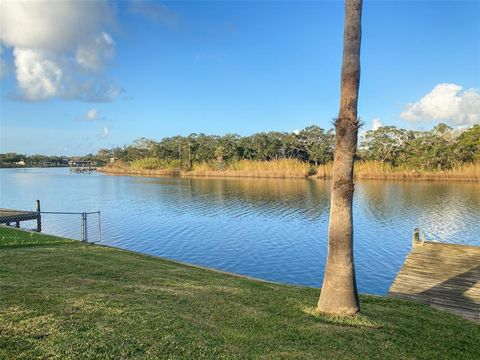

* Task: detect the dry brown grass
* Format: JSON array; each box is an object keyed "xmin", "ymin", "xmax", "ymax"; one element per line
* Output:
[
  {"xmin": 101, "ymin": 161, "xmax": 179, "ymax": 177},
  {"xmin": 189, "ymin": 159, "xmax": 312, "ymax": 178},
  {"xmin": 314, "ymin": 162, "xmax": 334, "ymax": 179},
  {"xmin": 353, "ymin": 161, "xmax": 480, "ymax": 181},
  {"xmin": 101, "ymin": 160, "xmax": 480, "ymax": 181}
]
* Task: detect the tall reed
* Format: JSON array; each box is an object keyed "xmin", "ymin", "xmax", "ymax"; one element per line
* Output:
[
  {"xmin": 353, "ymin": 161, "xmax": 480, "ymax": 181},
  {"xmin": 101, "ymin": 159, "xmax": 480, "ymax": 181},
  {"xmin": 190, "ymin": 159, "xmax": 312, "ymax": 178}
]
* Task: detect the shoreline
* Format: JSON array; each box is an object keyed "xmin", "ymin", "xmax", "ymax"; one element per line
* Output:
[{"xmin": 99, "ymin": 166, "xmax": 480, "ymax": 182}]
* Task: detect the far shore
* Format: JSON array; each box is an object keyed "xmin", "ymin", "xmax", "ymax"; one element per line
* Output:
[
  {"xmin": 0, "ymin": 165, "xmax": 69, "ymax": 169},
  {"xmin": 99, "ymin": 160, "xmax": 480, "ymax": 182}
]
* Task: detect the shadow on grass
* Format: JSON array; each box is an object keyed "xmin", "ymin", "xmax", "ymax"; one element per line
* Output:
[{"xmin": 301, "ymin": 305, "xmax": 385, "ymax": 329}]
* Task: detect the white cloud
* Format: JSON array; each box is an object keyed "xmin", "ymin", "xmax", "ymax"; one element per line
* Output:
[
  {"xmin": 0, "ymin": 0, "xmax": 118, "ymax": 102},
  {"xmin": 400, "ymin": 83, "xmax": 480, "ymax": 126},
  {"xmin": 76, "ymin": 32, "xmax": 115, "ymax": 72},
  {"xmin": 85, "ymin": 108, "xmax": 99, "ymax": 121},
  {"xmin": 0, "ymin": 1, "xmax": 109, "ymax": 51},
  {"xmin": 13, "ymin": 48, "xmax": 63, "ymax": 100},
  {"xmin": 372, "ymin": 117, "xmax": 383, "ymax": 130},
  {"xmin": 102, "ymin": 125, "xmax": 110, "ymax": 138}
]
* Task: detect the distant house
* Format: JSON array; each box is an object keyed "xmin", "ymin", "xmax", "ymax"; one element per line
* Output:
[
  {"xmin": 15, "ymin": 160, "xmax": 25, "ymax": 166},
  {"xmin": 109, "ymin": 157, "xmax": 115, "ymax": 163}
]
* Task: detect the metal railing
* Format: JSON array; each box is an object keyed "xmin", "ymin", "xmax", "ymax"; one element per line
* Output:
[{"xmin": 39, "ymin": 211, "xmax": 102, "ymax": 242}]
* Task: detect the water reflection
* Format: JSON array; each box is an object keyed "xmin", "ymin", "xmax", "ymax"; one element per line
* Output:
[
  {"xmin": 1, "ymin": 168, "xmax": 479, "ymax": 294},
  {"xmin": 358, "ymin": 181, "xmax": 480, "ymax": 241}
]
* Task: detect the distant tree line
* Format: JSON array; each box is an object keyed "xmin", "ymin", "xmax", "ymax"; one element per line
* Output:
[
  {"xmin": 0, "ymin": 153, "xmax": 104, "ymax": 168},
  {"xmin": 2, "ymin": 124, "xmax": 478, "ymax": 171},
  {"xmin": 97, "ymin": 123, "xmax": 479, "ymax": 171},
  {"xmin": 0, "ymin": 153, "xmax": 69, "ymax": 168},
  {"xmin": 97, "ymin": 125, "xmax": 336, "ymax": 169},
  {"xmin": 358, "ymin": 123, "xmax": 480, "ymax": 170}
]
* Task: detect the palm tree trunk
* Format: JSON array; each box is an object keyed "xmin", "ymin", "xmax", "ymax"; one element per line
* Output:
[{"xmin": 317, "ymin": 0, "xmax": 362, "ymax": 315}]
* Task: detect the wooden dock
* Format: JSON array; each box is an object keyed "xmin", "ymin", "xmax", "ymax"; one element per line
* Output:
[
  {"xmin": 69, "ymin": 160, "xmax": 97, "ymax": 172},
  {"xmin": 0, "ymin": 200, "xmax": 42, "ymax": 232},
  {"xmin": 389, "ymin": 233, "xmax": 480, "ymax": 323}
]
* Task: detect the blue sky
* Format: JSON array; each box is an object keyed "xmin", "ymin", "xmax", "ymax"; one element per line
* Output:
[{"xmin": 1, "ymin": 0, "xmax": 479, "ymax": 155}]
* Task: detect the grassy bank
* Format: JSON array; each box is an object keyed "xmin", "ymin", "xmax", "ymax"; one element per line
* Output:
[
  {"xmin": 100, "ymin": 159, "xmax": 480, "ymax": 181},
  {"xmin": 1, "ymin": 228, "xmax": 479, "ymax": 359}
]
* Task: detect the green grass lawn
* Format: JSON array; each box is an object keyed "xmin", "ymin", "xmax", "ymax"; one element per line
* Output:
[
  {"xmin": 0, "ymin": 227, "xmax": 479, "ymax": 359},
  {"xmin": 0, "ymin": 226, "xmax": 72, "ymax": 247}
]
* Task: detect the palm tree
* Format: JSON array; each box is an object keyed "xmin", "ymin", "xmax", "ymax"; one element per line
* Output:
[{"xmin": 317, "ymin": 0, "xmax": 363, "ymax": 315}]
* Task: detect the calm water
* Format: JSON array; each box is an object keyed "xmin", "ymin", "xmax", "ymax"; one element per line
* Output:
[{"xmin": 1, "ymin": 167, "xmax": 479, "ymax": 294}]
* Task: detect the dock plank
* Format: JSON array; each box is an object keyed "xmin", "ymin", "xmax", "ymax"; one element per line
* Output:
[
  {"xmin": 389, "ymin": 241, "xmax": 480, "ymax": 323},
  {"xmin": 0, "ymin": 209, "xmax": 40, "ymax": 223}
]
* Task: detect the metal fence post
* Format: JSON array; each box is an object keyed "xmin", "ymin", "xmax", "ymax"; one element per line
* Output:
[
  {"xmin": 84, "ymin": 212, "xmax": 88, "ymax": 242},
  {"xmin": 81, "ymin": 212, "xmax": 88, "ymax": 242},
  {"xmin": 36, "ymin": 200, "xmax": 42, "ymax": 232},
  {"xmin": 80, "ymin": 213, "xmax": 84, "ymax": 241},
  {"xmin": 98, "ymin": 211, "xmax": 102, "ymax": 242}
]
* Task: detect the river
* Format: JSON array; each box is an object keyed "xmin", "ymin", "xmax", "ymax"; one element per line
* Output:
[{"xmin": 1, "ymin": 167, "xmax": 479, "ymax": 294}]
